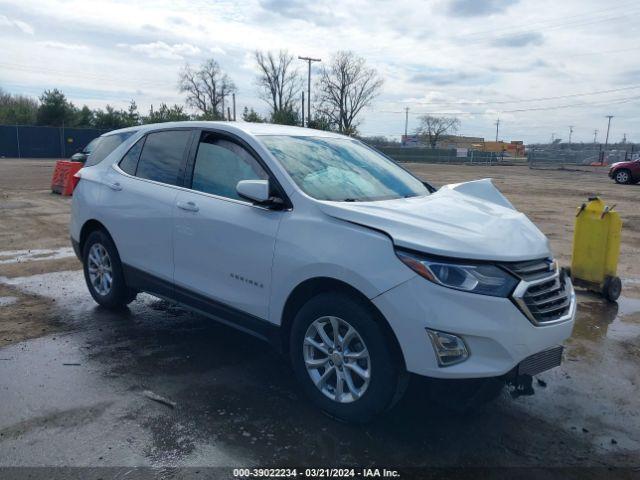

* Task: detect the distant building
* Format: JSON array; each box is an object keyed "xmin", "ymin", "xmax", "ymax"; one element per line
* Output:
[
  {"xmin": 483, "ymin": 140, "xmax": 525, "ymax": 156},
  {"xmin": 436, "ymin": 135, "xmax": 485, "ymax": 150},
  {"xmin": 401, "ymin": 134, "xmax": 525, "ymax": 156},
  {"xmin": 401, "ymin": 134, "xmax": 422, "ymax": 147}
]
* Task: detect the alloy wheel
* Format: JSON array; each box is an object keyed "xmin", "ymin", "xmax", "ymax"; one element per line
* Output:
[
  {"xmin": 87, "ymin": 243, "xmax": 113, "ymax": 296},
  {"xmin": 616, "ymin": 171, "xmax": 629, "ymax": 183},
  {"xmin": 303, "ymin": 316, "xmax": 371, "ymax": 403}
]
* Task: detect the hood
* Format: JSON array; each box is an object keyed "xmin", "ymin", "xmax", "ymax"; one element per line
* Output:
[
  {"xmin": 318, "ymin": 179, "xmax": 550, "ymax": 262},
  {"xmin": 611, "ymin": 160, "xmax": 635, "ymax": 169}
]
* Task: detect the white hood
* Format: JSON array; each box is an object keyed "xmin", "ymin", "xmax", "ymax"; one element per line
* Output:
[{"xmin": 318, "ymin": 179, "xmax": 551, "ymax": 262}]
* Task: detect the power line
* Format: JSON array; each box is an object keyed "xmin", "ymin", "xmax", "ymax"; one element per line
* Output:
[
  {"xmin": 404, "ymin": 84, "xmax": 640, "ymax": 107},
  {"xmin": 453, "ymin": 1, "xmax": 640, "ymax": 41},
  {"xmin": 376, "ymin": 94, "xmax": 640, "ymax": 115}
]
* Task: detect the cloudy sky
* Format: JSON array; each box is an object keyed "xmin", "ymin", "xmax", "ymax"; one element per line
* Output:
[{"xmin": 1, "ymin": 0, "xmax": 639, "ymax": 143}]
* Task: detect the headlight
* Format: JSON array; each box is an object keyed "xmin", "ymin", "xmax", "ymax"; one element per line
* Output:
[{"xmin": 396, "ymin": 250, "xmax": 519, "ymax": 297}]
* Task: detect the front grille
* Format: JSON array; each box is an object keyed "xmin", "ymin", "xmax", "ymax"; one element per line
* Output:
[
  {"xmin": 523, "ymin": 274, "xmax": 572, "ymax": 323},
  {"xmin": 505, "ymin": 257, "xmax": 555, "ymax": 281},
  {"xmin": 518, "ymin": 346, "xmax": 563, "ymax": 376},
  {"xmin": 507, "ymin": 258, "xmax": 574, "ymax": 326}
]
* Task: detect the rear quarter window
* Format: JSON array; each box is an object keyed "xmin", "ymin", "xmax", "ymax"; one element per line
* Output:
[{"xmin": 85, "ymin": 131, "xmax": 136, "ymax": 167}]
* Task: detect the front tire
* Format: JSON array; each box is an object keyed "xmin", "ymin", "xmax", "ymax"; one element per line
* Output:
[
  {"xmin": 290, "ymin": 292, "xmax": 405, "ymax": 423},
  {"xmin": 82, "ymin": 230, "xmax": 137, "ymax": 309},
  {"xmin": 614, "ymin": 169, "xmax": 631, "ymax": 184}
]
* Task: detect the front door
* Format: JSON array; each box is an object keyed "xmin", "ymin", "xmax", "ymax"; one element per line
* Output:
[{"xmin": 173, "ymin": 131, "xmax": 283, "ymax": 320}]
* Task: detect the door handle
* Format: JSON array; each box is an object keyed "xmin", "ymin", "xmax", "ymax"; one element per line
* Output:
[
  {"xmin": 107, "ymin": 181, "xmax": 122, "ymax": 191},
  {"xmin": 177, "ymin": 201, "xmax": 199, "ymax": 212}
]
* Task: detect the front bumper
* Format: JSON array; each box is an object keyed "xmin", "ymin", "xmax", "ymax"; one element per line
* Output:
[{"xmin": 373, "ymin": 275, "xmax": 576, "ymax": 379}]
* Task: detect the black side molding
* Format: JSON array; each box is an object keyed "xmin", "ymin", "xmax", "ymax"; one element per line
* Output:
[{"xmin": 122, "ymin": 264, "xmax": 281, "ymax": 349}]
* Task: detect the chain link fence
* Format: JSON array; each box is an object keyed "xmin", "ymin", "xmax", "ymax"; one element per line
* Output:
[
  {"xmin": 378, "ymin": 147, "xmax": 524, "ymax": 165},
  {"xmin": 528, "ymin": 146, "xmax": 638, "ymax": 169}
]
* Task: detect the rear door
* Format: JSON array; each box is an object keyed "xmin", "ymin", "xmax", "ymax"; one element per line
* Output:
[
  {"xmin": 101, "ymin": 129, "xmax": 193, "ymax": 287},
  {"xmin": 173, "ymin": 130, "xmax": 284, "ymax": 320}
]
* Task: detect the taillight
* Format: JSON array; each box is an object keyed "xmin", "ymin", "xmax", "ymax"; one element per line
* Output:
[{"xmin": 71, "ymin": 171, "xmax": 82, "ymax": 192}]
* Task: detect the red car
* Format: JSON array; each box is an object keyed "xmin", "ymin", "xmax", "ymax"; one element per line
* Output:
[{"xmin": 609, "ymin": 157, "xmax": 640, "ymax": 184}]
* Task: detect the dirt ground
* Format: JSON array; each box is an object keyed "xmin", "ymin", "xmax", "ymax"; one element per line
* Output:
[
  {"xmin": 0, "ymin": 158, "xmax": 638, "ymax": 345},
  {"xmin": 0, "ymin": 158, "xmax": 638, "ymax": 472}
]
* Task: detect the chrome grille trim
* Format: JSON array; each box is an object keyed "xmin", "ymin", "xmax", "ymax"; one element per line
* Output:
[
  {"xmin": 511, "ymin": 266, "xmax": 576, "ymax": 327},
  {"xmin": 505, "ymin": 257, "xmax": 555, "ymax": 281}
]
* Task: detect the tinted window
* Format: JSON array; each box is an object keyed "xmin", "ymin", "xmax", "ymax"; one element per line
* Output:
[
  {"xmin": 83, "ymin": 138, "xmax": 99, "ymax": 154},
  {"xmin": 260, "ymin": 135, "xmax": 428, "ymax": 202},
  {"xmin": 85, "ymin": 131, "xmax": 136, "ymax": 167},
  {"xmin": 136, "ymin": 130, "xmax": 191, "ymax": 186},
  {"xmin": 191, "ymin": 135, "xmax": 267, "ymax": 200},
  {"xmin": 119, "ymin": 137, "xmax": 145, "ymax": 175}
]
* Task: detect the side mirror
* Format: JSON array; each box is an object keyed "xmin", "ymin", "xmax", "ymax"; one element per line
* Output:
[
  {"xmin": 236, "ymin": 179, "xmax": 271, "ymax": 203},
  {"xmin": 70, "ymin": 152, "xmax": 87, "ymax": 163}
]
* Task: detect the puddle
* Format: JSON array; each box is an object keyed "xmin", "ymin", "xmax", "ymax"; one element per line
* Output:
[
  {"xmin": 0, "ymin": 247, "xmax": 76, "ymax": 265},
  {"xmin": 572, "ymin": 295, "xmax": 640, "ymax": 343},
  {"xmin": 0, "ymin": 296, "xmax": 18, "ymax": 307}
]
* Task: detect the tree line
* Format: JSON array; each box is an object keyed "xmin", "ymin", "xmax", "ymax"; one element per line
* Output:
[
  {"xmin": 0, "ymin": 49, "xmax": 386, "ymax": 135},
  {"xmin": 0, "ymin": 87, "xmax": 190, "ymax": 130}
]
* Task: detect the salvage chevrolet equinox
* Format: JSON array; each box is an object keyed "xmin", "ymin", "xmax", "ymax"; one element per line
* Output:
[{"xmin": 70, "ymin": 122, "xmax": 576, "ymax": 422}]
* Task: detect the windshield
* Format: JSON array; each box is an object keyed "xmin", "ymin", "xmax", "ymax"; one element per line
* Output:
[{"xmin": 260, "ymin": 135, "xmax": 429, "ymax": 202}]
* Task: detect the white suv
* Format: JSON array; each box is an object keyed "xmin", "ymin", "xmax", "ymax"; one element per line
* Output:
[{"xmin": 70, "ymin": 122, "xmax": 576, "ymax": 422}]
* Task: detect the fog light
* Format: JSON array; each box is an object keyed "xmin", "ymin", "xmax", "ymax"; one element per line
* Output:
[{"xmin": 426, "ymin": 329, "xmax": 469, "ymax": 366}]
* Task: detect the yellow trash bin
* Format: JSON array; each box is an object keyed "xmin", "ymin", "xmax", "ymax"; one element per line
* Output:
[{"xmin": 570, "ymin": 197, "xmax": 622, "ymax": 301}]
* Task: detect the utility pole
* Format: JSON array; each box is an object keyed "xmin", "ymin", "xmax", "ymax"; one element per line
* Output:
[
  {"xmin": 568, "ymin": 125, "xmax": 574, "ymax": 144},
  {"xmin": 593, "ymin": 129, "xmax": 598, "ymax": 143},
  {"xmin": 404, "ymin": 107, "xmax": 409, "ymax": 137},
  {"xmin": 551, "ymin": 132, "xmax": 556, "ymax": 143},
  {"xmin": 232, "ymin": 93, "xmax": 236, "ymax": 121},
  {"xmin": 495, "ymin": 118, "xmax": 500, "ymax": 142},
  {"xmin": 301, "ymin": 91, "xmax": 305, "ymax": 127},
  {"xmin": 604, "ymin": 115, "xmax": 614, "ymax": 147},
  {"xmin": 298, "ymin": 56, "xmax": 321, "ymax": 127}
]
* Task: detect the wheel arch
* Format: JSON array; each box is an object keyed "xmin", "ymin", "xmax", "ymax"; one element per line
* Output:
[
  {"xmin": 279, "ymin": 276, "xmax": 406, "ymax": 369},
  {"xmin": 79, "ymin": 219, "xmax": 112, "ymax": 255}
]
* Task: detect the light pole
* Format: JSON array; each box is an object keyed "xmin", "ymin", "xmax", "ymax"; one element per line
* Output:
[{"xmin": 298, "ymin": 56, "xmax": 321, "ymax": 127}]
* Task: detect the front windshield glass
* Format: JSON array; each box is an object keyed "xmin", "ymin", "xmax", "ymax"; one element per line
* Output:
[{"xmin": 260, "ymin": 135, "xmax": 429, "ymax": 202}]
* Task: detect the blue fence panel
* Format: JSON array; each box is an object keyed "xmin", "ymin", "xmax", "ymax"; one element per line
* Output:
[
  {"xmin": 0, "ymin": 126, "xmax": 20, "ymax": 158},
  {"xmin": 0, "ymin": 125, "xmax": 108, "ymax": 158},
  {"xmin": 18, "ymin": 126, "xmax": 62, "ymax": 158}
]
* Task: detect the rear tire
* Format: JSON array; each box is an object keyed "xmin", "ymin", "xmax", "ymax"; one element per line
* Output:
[
  {"xmin": 82, "ymin": 230, "xmax": 137, "ymax": 309},
  {"xmin": 614, "ymin": 169, "xmax": 631, "ymax": 184},
  {"xmin": 290, "ymin": 292, "xmax": 405, "ymax": 423}
]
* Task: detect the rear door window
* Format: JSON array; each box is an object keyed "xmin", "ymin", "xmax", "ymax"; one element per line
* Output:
[
  {"xmin": 135, "ymin": 130, "xmax": 192, "ymax": 186},
  {"xmin": 85, "ymin": 131, "xmax": 136, "ymax": 167}
]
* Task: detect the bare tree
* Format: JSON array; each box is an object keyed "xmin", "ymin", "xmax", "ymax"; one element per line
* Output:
[
  {"xmin": 178, "ymin": 59, "xmax": 237, "ymax": 119},
  {"xmin": 254, "ymin": 50, "xmax": 301, "ymax": 118},
  {"xmin": 415, "ymin": 115, "xmax": 461, "ymax": 149},
  {"xmin": 316, "ymin": 51, "xmax": 383, "ymax": 135}
]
